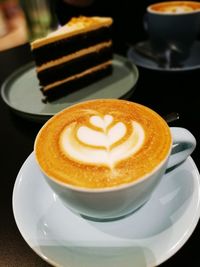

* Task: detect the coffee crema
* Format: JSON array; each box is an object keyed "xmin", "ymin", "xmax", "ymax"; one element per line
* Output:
[
  {"xmin": 35, "ymin": 99, "xmax": 172, "ymax": 188},
  {"xmin": 149, "ymin": 1, "xmax": 200, "ymax": 14}
]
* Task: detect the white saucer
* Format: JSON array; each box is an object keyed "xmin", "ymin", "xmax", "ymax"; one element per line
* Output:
[
  {"xmin": 127, "ymin": 41, "xmax": 200, "ymax": 72},
  {"xmin": 13, "ymin": 153, "xmax": 200, "ymax": 267}
]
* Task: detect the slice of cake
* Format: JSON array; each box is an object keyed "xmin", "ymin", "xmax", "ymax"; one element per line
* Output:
[{"xmin": 31, "ymin": 16, "xmax": 113, "ymax": 101}]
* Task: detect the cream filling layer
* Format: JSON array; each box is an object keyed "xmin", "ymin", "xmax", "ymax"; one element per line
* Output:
[
  {"xmin": 37, "ymin": 41, "xmax": 112, "ymax": 72},
  {"xmin": 43, "ymin": 61, "xmax": 112, "ymax": 91},
  {"xmin": 31, "ymin": 17, "xmax": 113, "ymax": 49}
]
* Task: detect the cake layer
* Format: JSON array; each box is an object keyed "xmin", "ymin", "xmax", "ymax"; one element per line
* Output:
[
  {"xmin": 31, "ymin": 16, "xmax": 113, "ymax": 49},
  {"xmin": 43, "ymin": 61, "xmax": 111, "ymax": 91},
  {"xmin": 36, "ymin": 41, "xmax": 112, "ymax": 72},
  {"xmin": 42, "ymin": 63, "xmax": 112, "ymax": 101},
  {"xmin": 37, "ymin": 45, "xmax": 112, "ymax": 86},
  {"xmin": 31, "ymin": 26, "xmax": 112, "ymax": 67}
]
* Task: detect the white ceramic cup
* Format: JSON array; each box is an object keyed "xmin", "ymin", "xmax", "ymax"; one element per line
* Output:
[{"xmin": 36, "ymin": 126, "xmax": 196, "ymax": 221}]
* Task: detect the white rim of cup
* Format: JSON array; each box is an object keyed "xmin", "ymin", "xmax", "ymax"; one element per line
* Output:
[
  {"xmin": 147, "ymin": 1, "xmax": 200, "ymax": 15},
  {"xmin": 34, "ymin": 147, "xmax": 172, "ymax": 193}
]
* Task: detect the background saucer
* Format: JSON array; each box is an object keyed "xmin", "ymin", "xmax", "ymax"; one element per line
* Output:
[
  {"xmin": 128, "ymin": 41, "xmax": 200, "ymax": 72},
  {"xmin": 13, "ymin": 153, "xmax": 200, "ymax": 267},
  {"xmin": 1, "ymin": 54, "xmax": 138, "ymax": 122}
]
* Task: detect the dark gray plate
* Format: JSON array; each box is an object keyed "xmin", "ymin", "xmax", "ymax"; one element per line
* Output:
[
  {"xmin": 1, "ymin": 54, "xmax": 139, "ymax": 122},
  {"xmin": 128, "ymin": 41, "xmax": 200, "ymax": 72}
]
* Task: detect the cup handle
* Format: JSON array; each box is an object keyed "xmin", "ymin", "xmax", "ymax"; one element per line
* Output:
[{"xmin": 167, "ymin": 127, "xmax": 196, "ymax": 169}]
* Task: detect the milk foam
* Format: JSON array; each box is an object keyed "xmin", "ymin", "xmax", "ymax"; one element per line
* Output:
[
  {"xmin": 60, "ymin": 115, "xmax": 145, "ymax": 168},
  {"xmin": 162, "ymin": 5, "xmax": 193, "ymax": 13}
]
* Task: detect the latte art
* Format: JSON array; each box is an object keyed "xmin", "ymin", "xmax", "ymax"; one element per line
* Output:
[
  {"xmin": 60, "ymin": 115, "xmax": 145, "ymax": 168},
  {"xmin": 161, "ymin": 6, "xmax": 193, "ymax": 13},
  {"xmin": 149, "ymin": 1, "xmax": 200, "ymax": 14},
  {"xmin": 35, "ymin": 100, "xmax": 172, "ymax": 188}
]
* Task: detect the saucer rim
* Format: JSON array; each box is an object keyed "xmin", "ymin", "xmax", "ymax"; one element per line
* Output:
[
  {"xmin": 12, "ymin": 153, "xmax": 200, "ymax": 267},
  {"xmin": 127, "ymin": 40, "xmax": 200, "ymax": 72},
  {"xmin": 1, "ymin": 54, "xmax": 139, "ymax": 122}
]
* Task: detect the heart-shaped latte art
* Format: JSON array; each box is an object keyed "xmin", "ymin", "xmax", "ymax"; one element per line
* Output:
[
  {"xmin": 60, "ymin": 114, "xmax": 145, "ymax": 168},
  {"xmin": 90, "ymin": 115, "xmax": 113, "ymax": 129},
  {"xmin": 77, "ymin": 115, "xmax": 126, "ymax": 148}
]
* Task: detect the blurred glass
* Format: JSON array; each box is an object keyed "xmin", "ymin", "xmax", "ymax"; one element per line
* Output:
[
  {"xmin": 19, "ymin": 0, "xmax": 58, "ymax": 41},
  {"xmin": 0, "ymin": 1, "xmax": 28, "ymax": 51},
  {"xmin": 0, "ymin": 7, "xmax": 7, "ymax": 38}
]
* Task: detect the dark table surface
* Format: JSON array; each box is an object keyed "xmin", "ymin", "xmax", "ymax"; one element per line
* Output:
[{"xmin": 0, "ymin": 43, "xmax": 200, "ymax": 267}]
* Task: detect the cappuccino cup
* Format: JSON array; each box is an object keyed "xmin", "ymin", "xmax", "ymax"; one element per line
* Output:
[
  {"xmin": 146, "ymin": 1, "xmax": 200, "ymax": 65},
  {"xmin": 34, "ymin": 99, "xmax": 196, "ymax": 220}
]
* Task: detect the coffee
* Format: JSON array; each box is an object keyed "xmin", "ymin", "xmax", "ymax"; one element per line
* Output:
[
  {"xmin": 35, "ymin": 99, "xmax": 171, "ymax": 189},
  {"xmin": 149, "ymin": 1, "xmax": 200, "ymax": 14}
]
